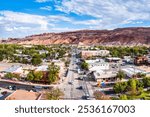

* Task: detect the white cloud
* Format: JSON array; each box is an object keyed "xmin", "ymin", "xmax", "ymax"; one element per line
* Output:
[
  {"xmin": 0, "ymin": 10, "xmax": 49, "ymax": 30},
  {"xmin": 55, "ymin": 0, "xmax": 150, "ymax": 27},
  {"xmin": 40, "ymin": 6, "xmax": 52, "ymax": 11},
  {"xmin": 0, "ymin": 10, "xmax": 74, "ymax": 38},
  {"xmin": 35, "ymin": 0, "xmax": 51, "ymax": 3},
  {"xmin": 1, "ymin": 0, "xmax": 150, "ymax": 38},
  {"xmin": 47, "ymin": 15, "xmax": 72, "ymax": 22},
  {"xmin": 73, "ymin": 19, "xmax": 102, "ymax": 26}
]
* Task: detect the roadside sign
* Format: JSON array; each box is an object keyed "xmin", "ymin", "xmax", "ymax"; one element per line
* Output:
[{"xmin": 101, "ymin": 81, "xmax": 106, "ymax": 88}]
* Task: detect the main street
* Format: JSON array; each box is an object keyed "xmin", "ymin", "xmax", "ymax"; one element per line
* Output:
[{"xmin": 58, "ymin": 48, "xmax": 93, "ymax": 100}]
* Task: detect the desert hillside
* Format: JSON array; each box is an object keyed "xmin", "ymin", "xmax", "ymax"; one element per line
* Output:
[{"xmin": 1, "ymin": 27, "xmax": 150, "ymax": 46}]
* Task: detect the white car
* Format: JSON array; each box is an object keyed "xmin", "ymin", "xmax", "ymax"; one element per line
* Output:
[{"xmin": 8, "ymin": 86, "xmax": 12, "ymax": 90}]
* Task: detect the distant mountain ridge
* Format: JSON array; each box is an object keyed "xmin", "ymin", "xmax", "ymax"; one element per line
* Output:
[{"xmin": 1, "ymin": 27, "xmax": 150, "ymax": 46}]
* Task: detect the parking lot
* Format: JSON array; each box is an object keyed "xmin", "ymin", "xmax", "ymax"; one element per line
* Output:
[{"xmin": 0, "ymin": 87, "xmax": 13, "ymax": 100}]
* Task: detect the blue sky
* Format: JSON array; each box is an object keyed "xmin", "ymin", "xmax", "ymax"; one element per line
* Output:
[{"xmin": 0, "ymin": 0, "xmax": 150, "ymax": 38}]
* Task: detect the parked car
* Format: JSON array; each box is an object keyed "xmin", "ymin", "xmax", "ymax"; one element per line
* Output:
[
  {"xmin": 82, "ymin": 95, "xmax": 90, "ymax": 100},
  {"xmin": 1, "ymin": 91, "xmax": 7, "ymax": 95},
  {"xmin": 12, "ymin": 86, "xmax": 17, "ymax": 90},
  {"xmin": 78, "ymin": 77, "xmax": 83, "ymax": 80},
  {"xmin": 43, "ymin": 86, "xmax": 50, "ymax": 89},
  {"xmin": 78, "ymin": 86, "xmax": 83, "ymax": 90},
  {"xmin": 7, "ymin": 86, "xmax": 13, "ymax": 90},
  {"xmin": 68, "ymin": 81, "xmax": 73, "ymax": 85},
  {"xmin": 32, "ymin": 86, "xmax": 42, "ymax": 92}
]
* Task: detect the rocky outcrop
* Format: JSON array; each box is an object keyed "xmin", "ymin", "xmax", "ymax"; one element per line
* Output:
[{"xmin": 1, "ymin": 27, "xmax": 150, "ymax": 46}]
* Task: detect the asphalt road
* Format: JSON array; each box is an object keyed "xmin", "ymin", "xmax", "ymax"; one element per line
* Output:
[
  {"xmin": 0, "ymin": 81, "xmax": 52, "ymax": 91},
  {"xmin": 0, "ymin": 81, "xmax": 33, "ymax": 91},
  {"xmin": 59, "ymin": 51, "xmax": 86, "ymax": 100}
]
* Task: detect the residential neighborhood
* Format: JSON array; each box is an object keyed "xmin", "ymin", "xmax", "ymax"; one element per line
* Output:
[{"xmin": 0, "ymin": 44, "xmax": 150, "ymax": 100}]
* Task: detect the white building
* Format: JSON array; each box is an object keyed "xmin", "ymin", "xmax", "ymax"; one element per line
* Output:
[
  {"xmin": 4, "ymin": 65, "xmax": 23, "ymax": 74},
  {"xmin": 35, "ymin": 65, "xmax": 48, "ymax": 72},
  {"xmin": 121, "ymin": 67, "xmax": 146, "ymax": 78},
  {"xmin": 93, "ymin": 70, "xmax": 117, "ymax": 83},
  {"xmin": 38, "ymin": 50, "xmax": 49, "ymax": 55},
  {"xmin": 106, "ymin": 57, "xmax": 121, "ymax": 62},
  {"xmin": 86, "ymin": 59, "xmax": 109, "ymax": 71},
  {"xmin": 146, "ymin": 55, "xmax": 150, "ymax": 63},
  {"xmin": 0, "ymin": 65, "xmax": 29, "ymax": 78},
  {"xmin": 123, "ymin": 56, "xmax": 132, "ymax": 63},
  {"xmin": 16, "ymin": 49, "xmax": 22, "ymax": 54},
  {"xmin": 86, "ymin": 59, "xmax": 117, "ymax": 83}
]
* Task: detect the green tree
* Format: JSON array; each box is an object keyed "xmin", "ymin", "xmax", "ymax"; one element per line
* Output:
[
  {"xmin": 4, "ymin": 73, "xmax": 14, "ymax": 79},
  {"xmin": 65, "ymin": 60, "xmax": 70, "ymax": 67},
  {"xmin": 49, "ymin": 51, "xmax": 56, "ymax": 60},
  {"xmin": 34, "ymin": 71, "xmax": 43, "ymax": 81},
  {"xmin": 48, "ymin": 62, "xmax": 60, "ymax": 84},
  {"xmin": 127, "ymin": 79, "xmax": 137, "ymax": 95},
  {"xmin": 46, "ymin": 88, "xmax": 64, "ymax": 100},
  {"xmin": 142, "ymin": 77, "xmax": 150, "ymax": 88},
  {"xmin": 136, "ymin": 73, "xmax": 146, "ymax": 78},
  {"xmin": 57, "ymin": 49, "xmax": 66, "ymax": 58},
  {"xmin": 31, "ymin": 54, "xmax": 42, "ymax": 66},
  {"xmin": 0, "ymin": 55, "xmax": 3, "ymax": 61},
  {"xmin": 40, "ymin": 53, "xmax": 46, "ymax": 59},
  {"xmin": 13, "ymin": 74, "xmax": 20, "ymax": 79},
  {"xmin": 117, "ymin": 71, "xmax": 125, "ymax": 81},
  {"xmin": 27, "ymin": 71, "xmax": 34, "ymax": 81},
  {"xmin": 22, "ymin": 58, "xmax": 28, "ymax": 64},
  {"xmin": 119, "ymin": 94, "xmax": 128, "ymax": 100},
  {"xmin": 81, "ymin": 61, "xmax": 89, "ymax": 70},
  {"xmin": 113, "ymin": 82, "xmax": 127, "ymax": 94}
]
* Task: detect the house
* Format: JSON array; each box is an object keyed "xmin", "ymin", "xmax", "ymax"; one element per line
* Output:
[
  {"xmin": 81, "ymin": 50, "xmax": 110, "ymax": 58},
  {"xmin": 123, "ymin": 56, "xmax": 132, "ymax": 63},
  {"xmin": 77, "ymin": 42, "xmax": 90, "ymax": 49},
  {"xmin": 22, "ymin": 45, "xmax": 33, "ymax": 48},
  {"xmin": 13, "ymin": 54, "xmax": 31, "ymax": 62},
  {"xmin": 134, "ymin": 56, "xmax": 147, "ymax": 65},
  {"xmin": 16, "ymin": 49, "xmax": 22, "ymax": 54},
  {"xmin": 5, "ymin": 90, "xmax": 41, "ymax": 100},
  {"xmin": 38, "ymin": 50, "xmax": 49, "ymax": 55}
]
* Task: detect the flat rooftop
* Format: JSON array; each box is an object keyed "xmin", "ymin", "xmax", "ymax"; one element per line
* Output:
[
  {"xmin": 5, "ymin": 90, "xmax": 41, "ymax": 100},
  {"xmin": 35, "ymin": 65, "xmax": 48, "ymax": 71},
  {"xmin": 137, "ymin": 65, "xmax": 150, "ymax": 72},
  {"xmin": 122, "ymin": 67, "xmax": 146, "ymax": 75},
  {"xmin": 94, "ymin": 71, "xmax": 117, "ymax": 79},
  {"xmin": 4, "ymin": 65, "xmax": 22, "ymax": 73}
]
